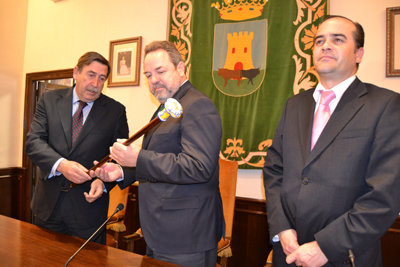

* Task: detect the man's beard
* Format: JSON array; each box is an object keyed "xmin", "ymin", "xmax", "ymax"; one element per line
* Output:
[
  {"xmin": 153, "ymin": 83, "xmax": 169, "ymax": 103},
  {"xmin": 156, "ymin": 95, "xmax": 168, "ymax": 104}
]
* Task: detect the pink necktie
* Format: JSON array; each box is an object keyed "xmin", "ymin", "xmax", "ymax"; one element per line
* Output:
[
  {"xmin": 72, "ymin": 100, "xmax": 87, "ymax": 146},
  {"xmin": 311, "ymin": 90, "xmax": 336, "ymax": 150}
]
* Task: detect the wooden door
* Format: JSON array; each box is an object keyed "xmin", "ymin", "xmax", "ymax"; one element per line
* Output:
[{"xmin": 21, "ymin": 69, "xmax": 73, "ymax": 221}]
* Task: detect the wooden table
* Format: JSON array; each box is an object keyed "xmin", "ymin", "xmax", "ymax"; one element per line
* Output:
[{"xmin": 0, "ymin": 215, "xmax": 179, "ymax": 267}]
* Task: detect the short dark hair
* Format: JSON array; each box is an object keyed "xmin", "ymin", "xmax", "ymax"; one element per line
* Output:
[
  {"xmin": 76, "ymin": 51, "xmax": 111, "ymax": 77},
  {"xmin": 144, "ymin": 41, "xmax": 183, "ymax": 68},
  {"xmin": 323, "ymin": 15, "xmax": 364, "ymax": 49}
]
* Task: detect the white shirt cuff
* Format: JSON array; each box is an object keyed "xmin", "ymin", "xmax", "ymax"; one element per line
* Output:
[
  {"xmin": 116, "ymin": 164, "xmax": 124, "ymax": 182},
  {"xmin": 50, "ymin": 158, "xmax": 65, "ymax": 178}
]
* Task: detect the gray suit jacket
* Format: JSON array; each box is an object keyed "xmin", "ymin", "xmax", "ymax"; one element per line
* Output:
[
  {"xmin": 26, "ymin": 87, "xmax": 129, "ymax": 225},
  {"xmin": 121, "ymin": 81, "xmax": 225, "ymax": 254},
  {"xmin": 263, "ymin": 78, "xmax": 400, "ymax": 266}
]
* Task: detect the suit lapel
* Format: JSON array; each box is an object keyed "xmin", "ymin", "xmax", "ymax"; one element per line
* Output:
[
  {"xmin": 306, "ymin": 78, "xmax": 367, "ymax": 166},
  {"xmin": 297, "ymin": 91, "xmax": 316, "ymax": 164},
  {"xmin": 57, "ymin": 88, "xmax": 73, "ymax": 148}
]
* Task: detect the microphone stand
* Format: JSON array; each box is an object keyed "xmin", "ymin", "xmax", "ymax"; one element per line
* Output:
[{"xmin": 64, "ymin": 204, "xmax": 124, "ymax": 267}]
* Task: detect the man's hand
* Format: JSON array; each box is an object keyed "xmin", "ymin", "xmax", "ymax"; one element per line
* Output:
[
  {"xmin": 90, "ymin": 161, "xmax": 123, "ymax": 182},
  {"xmin": 57, "ymin": 159, "xmax": 91, "ymax": 184},
  {"xmin": 286, "ymin": 241, "xmax": 328, "ymax": 267},
  {"xmin": 84, "ymin": 178, "xmax": 104, "ymax": 203},
  {"xmin": 109, "ymin": 139, "xmax": 141, "ymax": 167},
  {"xmin": 278, "ymin": 229, "xmax": 300, "ymax": 255}
]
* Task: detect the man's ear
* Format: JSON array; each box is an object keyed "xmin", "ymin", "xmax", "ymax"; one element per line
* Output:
[
  {"xmin": 177, "ymin": 61, "xmax": 186, "ymax": 76},
  {"xmin": 73, "ymin": 66, "xmax": 79, "ymax": 79},
  {"xmin": 355, "ymin": 47, "xmax": 364, "ymax": 64}
]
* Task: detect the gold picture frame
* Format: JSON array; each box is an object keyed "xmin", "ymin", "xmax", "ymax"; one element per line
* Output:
[
  {"xmin": 386, "ymin": 7, "xmax": 400, "ymax": 77},
  {"xmin": 108, "ymin": 36, "xmax": 142, "ymax": 87}
]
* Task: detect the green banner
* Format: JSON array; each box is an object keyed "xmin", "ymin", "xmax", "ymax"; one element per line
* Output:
[{"xmin": 169, "ymin": 0, "xmax": 327, "ymax": 168}]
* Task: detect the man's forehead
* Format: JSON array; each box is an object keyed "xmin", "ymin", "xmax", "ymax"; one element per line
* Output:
[
  {"xmin": 318, "ymin": 17, "xmax": 355, "ymax": 32},
  {"xmin": 144, "ymin": 56, "xmax": 173, "ymax": 72},
  {"xmin": 82, "ymin": 62, "xmax": 107, "ymax": 74},
  {"xmin": 144, "ymin": 62, "xmax": 166, "ymax": 72}
]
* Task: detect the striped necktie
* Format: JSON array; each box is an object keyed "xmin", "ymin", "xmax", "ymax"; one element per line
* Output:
[{"xmin": 72, "ymin": 100, "xmax": 87, "ymax": 145}]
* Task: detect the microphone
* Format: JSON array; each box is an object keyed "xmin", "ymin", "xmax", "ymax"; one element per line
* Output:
[{"xmin": 64, "ymin": 203, "xmax": 124, "ymax": 267}]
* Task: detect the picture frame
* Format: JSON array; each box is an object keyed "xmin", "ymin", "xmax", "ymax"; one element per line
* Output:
[
  {"xmin": 108, "ymin": 36, "xmax": 142, "ymax": 86},
  {"xmin": 386, "ymin": 7, "xmax": 400, "ymax": 77}
]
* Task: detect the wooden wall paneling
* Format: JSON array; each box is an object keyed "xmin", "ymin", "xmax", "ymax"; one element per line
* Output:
[
  {"xmin": 229, "ymin": 197, "xmax": 271, "ymax": 267},
  {"xmin": 381, "ymin": 216, "xmax": 400, "ymax": 267},
  {"xmin": 0, "ymin": 167, "xmax": 25, "ymax": 219}
]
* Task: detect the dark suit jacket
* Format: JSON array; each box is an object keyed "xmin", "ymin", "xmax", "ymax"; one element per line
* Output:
[
  {"xmin": 263, "ymin": 78, "xmax": 400, "ymax": 266},
  {"xmin": 121, "ymin": 81, "xmax": 225, "ymax": 254},
  {"xmin": 26, "ymin": 88, "xmax": 129, "ymax": 228}
]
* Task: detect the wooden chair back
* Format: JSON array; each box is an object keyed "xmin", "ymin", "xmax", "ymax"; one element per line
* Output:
[
  {"xmin": 219, "ymin": 158, "xmax": 238, "ymax": 239},
  {"xmin": 108, "ymin": 185, "xmax": 129, "ymax": 221}
]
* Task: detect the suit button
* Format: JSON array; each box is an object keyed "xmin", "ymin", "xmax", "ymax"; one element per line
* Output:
[{"xmin": 302, "ymin": 177, "xmax": 310, "ymax": 185}]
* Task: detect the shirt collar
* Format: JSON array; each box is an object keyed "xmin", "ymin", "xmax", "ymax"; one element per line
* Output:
[
  {"xmin": 72, "ymin": 87, "xmax": 80, "ymax": 104},
  {"xmin": 181, "ymin": 79, "xmax": 188, "ymax": 87},
  {"xmin": 313, "ymin": 75, "xmax": 356, "ymax": 103}
]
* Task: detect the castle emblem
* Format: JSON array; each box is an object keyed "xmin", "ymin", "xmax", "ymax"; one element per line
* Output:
[
  {"xmin": 212, "ymin": 20, "xmax": 267, "ymax": 97},
  {"xmin": 211, "ymin": 0, "xmax": 268, "ymax": 97}
]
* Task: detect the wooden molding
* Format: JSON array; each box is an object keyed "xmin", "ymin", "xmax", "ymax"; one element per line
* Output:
[{"xmin": 0, "ymin": 167, "xmax": 25, "ymax": 219}]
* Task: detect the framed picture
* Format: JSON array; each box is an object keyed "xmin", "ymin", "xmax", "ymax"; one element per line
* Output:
[
  {"xmin": 386, "ymin": 7, "xmax": 400, "ymax": 77},
  {"xmin": 108, "ymin": 36, "xmax": 142, "ymax": 86}
]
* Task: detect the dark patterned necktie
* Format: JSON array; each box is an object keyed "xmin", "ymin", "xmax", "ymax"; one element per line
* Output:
[{"xmin": 72, "ymin": 100, "xmax": 87, "ymax": 145}]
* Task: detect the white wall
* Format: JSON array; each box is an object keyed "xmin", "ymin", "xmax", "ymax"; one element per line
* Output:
[
  {"xmin": 0, "ymin": 0, "xmax": 28, "ymax": 167},
  {"xmin": 1, "ymin": 0, "xmax": 398, "ymax": 200}
]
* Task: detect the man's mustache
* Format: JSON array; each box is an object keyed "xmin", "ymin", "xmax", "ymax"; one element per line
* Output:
[
  {"xmin": 87, "ymin": 87, "xmax": 99, "ymax": 93},
  {"xmin": 153, "ymin": 83, "xmax": 166, "ymax": 90}
]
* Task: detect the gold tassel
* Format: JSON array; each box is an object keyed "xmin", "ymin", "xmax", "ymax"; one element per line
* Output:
[
  {"xmin": 106, "ymin": 222, "xmax": 126, "ymax": 232},
  {"xmin": 218, "ymin": 246, "xmax": 232, "ymax": 258}
]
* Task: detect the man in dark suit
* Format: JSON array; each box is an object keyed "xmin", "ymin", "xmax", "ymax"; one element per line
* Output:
[
  {"xmin": 263, "ymin": 16, "xmax": 400, "ymax": 266},
  {"xmin": 25, "ymin": 52, "xmax": 129, "ymax": 244},
  {"xmin": 91, "ymin": 41, "xmax": 224, "ymax": 267}
]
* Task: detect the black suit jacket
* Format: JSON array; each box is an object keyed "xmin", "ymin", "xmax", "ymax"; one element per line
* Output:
[
  {"xmin": 121, "ymin": 81, "xmax": 225, "ymax": 254},
  {"xmin": 26, "ymin": 88, "xmax": 129, "ymax": 226},
  {"xmin": 263, "ymin": 78, "xmax": 400, "ymax": 266}
]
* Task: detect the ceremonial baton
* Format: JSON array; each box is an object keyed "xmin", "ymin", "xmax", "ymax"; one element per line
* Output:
[{"xmin": 88, "ymin": 98, "xmax": 183, "ymax": 173}]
